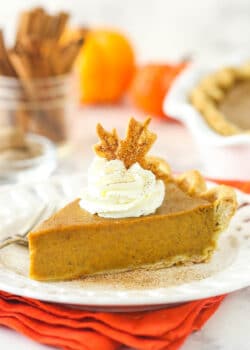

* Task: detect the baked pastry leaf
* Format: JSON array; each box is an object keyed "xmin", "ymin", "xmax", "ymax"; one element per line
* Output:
[
  {"xmin": 94, "ymin": 117, "xmax": 169, "ymax": 179},
  {"xmin": 94, "ymin": 124, "xmax": 119, "ymax": 160}
]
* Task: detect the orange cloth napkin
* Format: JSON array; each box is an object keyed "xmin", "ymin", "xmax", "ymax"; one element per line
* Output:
[
  {"xmin": 0, "ymin": 291, "xmax": 224, "ymax": 350},
  {"xmin": 0, "ymin": 180, "xmax": 248, "ymax": 350}
]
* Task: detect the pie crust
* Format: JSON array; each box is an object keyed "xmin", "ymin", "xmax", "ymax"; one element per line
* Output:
[{"xmin": 190, "ymin": 62, "xmax": 250, "ymax": 135}]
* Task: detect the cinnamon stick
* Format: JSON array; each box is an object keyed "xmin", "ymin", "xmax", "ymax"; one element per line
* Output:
[
  {"xmin": 15, "ymin": 11, "xmax": 30, "ymax": 46},
  {"xmin": 0, "ymin": 6, "xmax": 84, "ymax": 143},
  {"xmin": 0, "ymin": 31, "xmax": 16, "ymax": 76},
  {"xmin": 55, "ymin": 38, "xmax": 84, "ymax": 74}
]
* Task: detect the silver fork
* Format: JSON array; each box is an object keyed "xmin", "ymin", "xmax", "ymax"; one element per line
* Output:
[{"xmin": 0, "ymin": 203, "xmax": 57, "ymax": 249}]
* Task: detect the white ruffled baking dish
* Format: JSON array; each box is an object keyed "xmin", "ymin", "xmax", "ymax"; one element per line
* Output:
[{"xmin": 163, "ymin": 60, "xmax": 250, "ymax": 180}]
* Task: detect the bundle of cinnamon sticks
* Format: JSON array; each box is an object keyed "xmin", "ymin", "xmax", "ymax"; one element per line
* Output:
[{"xmin": 0, "ymin": 7, "xmax": 85, "ymax": 142}]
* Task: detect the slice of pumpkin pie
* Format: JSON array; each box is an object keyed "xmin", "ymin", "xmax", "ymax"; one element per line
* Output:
[{"xmin": 28, "ymin": 118, "xmax": 237, "ymax": 281}]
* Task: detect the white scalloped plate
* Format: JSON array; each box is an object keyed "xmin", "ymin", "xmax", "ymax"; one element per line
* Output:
[{"xmin": 0, "ymin": 174, "xmax": 250, "ymax": 312}]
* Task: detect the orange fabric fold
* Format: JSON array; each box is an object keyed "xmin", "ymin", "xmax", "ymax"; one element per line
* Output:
[
  {"xmin": 0, "ymin": 179, "xmax": 248, "ymax": 350},
  {"xmin": 212, "ymin": 179, "xmax": 250, "ymax": 192},
  {"xmin": 0, "ymin": 291, "xmax": 224, "ymax": 350}
]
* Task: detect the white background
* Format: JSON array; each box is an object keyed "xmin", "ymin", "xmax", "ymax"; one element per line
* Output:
[{"xmin": 1, "ymin": 0, "xmax": 250, "ymax": 62}]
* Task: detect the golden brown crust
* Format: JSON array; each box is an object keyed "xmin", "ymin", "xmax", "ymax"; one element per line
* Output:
[
  {"xmin": 116, "ymin": 117, "xmax": 157, "ymax": 168},
  {"xmin": 201, "ymin": 103, "xmax": 240, "ymax": 135},
  {"xmin": 190, "ymin": 63, "xmax": 250, "ymax": 135},
  {"xmin": 237, "ymin": 62, "xmax": 250, "ymax": 80},
  {"xmin": 176, "ymin": 170, "xmax": 207, "ymax": 196},
  {"xmin": 199, "ymin": 76, "xmax": 225, "ymax": 102},
  {"xmin": 213, "ymin": 67, "xmax": 236, "ymax": 88},
  {"xmin": 141, "ymin": 155, "xmax": 172, "ymax": 181},
  {"xmin": 200, "ymin": 185, "xmax": 237, "ymax": 233},
  {"xmin": 174, "ymin": 169, "xmax": 237, "ymax": 233},
  {"xmin": 93, "ymin": 124, "xmax": 119, "ymax": 160}
]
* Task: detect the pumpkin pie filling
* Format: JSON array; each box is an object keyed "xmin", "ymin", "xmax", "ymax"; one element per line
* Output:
[
  {"xmin": 218, "ymin": 80, "xmax": 250, "ymax": 130},
  {"xmin": 28, "ymin": 118, "xmax": 237, "ymax": 281}
]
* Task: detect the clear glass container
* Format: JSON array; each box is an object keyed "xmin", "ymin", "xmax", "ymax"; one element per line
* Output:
[
  {"xmin": 0, "ymin": 75, "xmax": 73, "ymax": 144},
  {"xmin": 0, "ymin": 133, "xmax": 57, "ymax": 185}
]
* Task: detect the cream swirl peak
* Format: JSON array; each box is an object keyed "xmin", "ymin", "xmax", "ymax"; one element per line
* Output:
[{"xmin": 79, "ymin": 156, "xmax": 165, "ymax": 218}]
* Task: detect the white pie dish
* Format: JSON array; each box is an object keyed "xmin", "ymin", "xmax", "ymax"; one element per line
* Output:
[
  {"xmin": 0, "ymin": 174, "xmax": 249, "ymax": 312},
  {"xmin": 163, "ymin": 61, "xmax": 250, "ymax": 180}
]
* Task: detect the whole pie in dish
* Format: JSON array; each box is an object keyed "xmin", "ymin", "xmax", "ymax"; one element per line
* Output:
[
  {"xmin": 28, "ymin": 118, "xmax": 237, "ymax": 281},
  {"xmin": 190, "ymin": 62, "xmax": 250, "ymax": 135}
]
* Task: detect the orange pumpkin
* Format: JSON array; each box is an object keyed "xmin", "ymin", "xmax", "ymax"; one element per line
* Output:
[
  {"xmin": 130, "ymin": 63, "xmax": 186, "ymax": 119},
  {"xmin": 77, "ymin": 29, "xmax": 135, "ymax": 104}
]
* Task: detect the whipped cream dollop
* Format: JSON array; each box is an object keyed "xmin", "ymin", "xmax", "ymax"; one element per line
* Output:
[{"xmin": 79, "ymin": 156, "xmax": 165, "ymax": 218}]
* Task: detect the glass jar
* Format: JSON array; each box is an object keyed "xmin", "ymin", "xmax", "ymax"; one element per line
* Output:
[{"xmin": 0, "ymin": 74, "xmax": 73, "ymax": 145}]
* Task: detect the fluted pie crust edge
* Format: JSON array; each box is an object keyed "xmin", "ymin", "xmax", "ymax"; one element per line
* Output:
[
  {"xmin": 189, "ymin": 62, "xmax": 250, "ymax": 135},
  {"xmin": 148, "ymin": 155, "xmax": 237, "ymax": 249},
  {"xmin": 156, "ymin": 156, "xmax": 237, "ymax": 235}
]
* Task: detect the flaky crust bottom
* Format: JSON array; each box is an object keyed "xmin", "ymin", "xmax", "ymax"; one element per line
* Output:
[{"xmin": 74, "ymin": 252, "xmax": 214, "ymax": 281}]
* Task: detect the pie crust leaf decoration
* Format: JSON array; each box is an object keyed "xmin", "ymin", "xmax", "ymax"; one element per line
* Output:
[
  {"xmin": 116, "ymin": 117, "xmax": 157, "ymax": 168},
  {"xmin": 94, "ymin": 123, "xmax": 119, "ymax": 160},
  {"xmin": 94, "ymin": 117, "xmax": 170, "ymax": 178}
]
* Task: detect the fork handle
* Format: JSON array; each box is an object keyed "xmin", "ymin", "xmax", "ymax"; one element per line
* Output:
[{"xmin": 0, "ymin": 236, "xmax": 28, "ymax": 249}]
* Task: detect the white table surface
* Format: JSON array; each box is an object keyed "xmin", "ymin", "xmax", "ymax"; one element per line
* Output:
[{"xmin": 0, "ymin": 106, "xmax": 249, "ymax": 350}]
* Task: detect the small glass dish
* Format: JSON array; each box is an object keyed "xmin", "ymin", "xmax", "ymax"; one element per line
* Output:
[{"xmin": 0, "ymin": 133, "xmax": 57, "ymax": 185}]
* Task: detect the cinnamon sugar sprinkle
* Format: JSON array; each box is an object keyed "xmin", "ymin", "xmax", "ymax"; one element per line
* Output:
[{"xmin": 74, "ymin": 236, "xmax": 237, "ymax": 290}]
